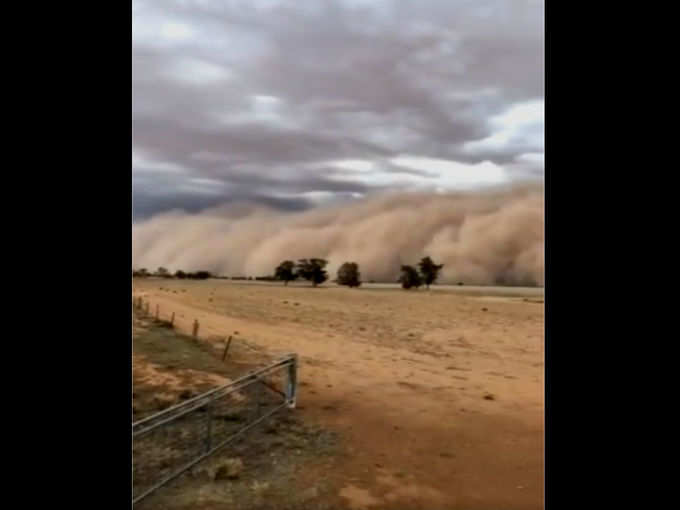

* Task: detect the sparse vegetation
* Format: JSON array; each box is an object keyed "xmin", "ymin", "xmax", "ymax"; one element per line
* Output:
[
  {"xmin": 132, "ymin": 276, "xmax": 544, "ymax": 507},
  {"xmin": 133, "ymin": 268, "xmax": 212, "ymax": 279},
  {"xmin": 186, "ymin": 271, "xmax": 212, "ymax": 280},
  {"xmin": 133, "ymin": 258, "xmax": 444, "ymax": 288},
  {"xmin": 297, "ymin": 258, "xmax": 328, "ymax": 287},
  {"xmin": 418, "ymin": 256, "xmax": 444, "ymax": 289},
  {"xmin": 398, "ymin": 265, "xmax": 422, "ymax": 290},
  {"xmin": 275, "ymin": 260, "xmax": 298, "ymax": 286},
  {"xmin": 336, "ymin": 262, "xmax": 361, "ymax": 288}
]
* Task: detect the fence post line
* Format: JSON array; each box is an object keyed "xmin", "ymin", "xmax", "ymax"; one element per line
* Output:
[
  {"xmin": 170, "ymin": 312, "xmax": 175, "ymax": 327},
  {"xmin": 156, "ymin": 304, "xmax": 159, "ymax": 320},
  {"xmin": 193, "ymin": 319, "xmax": 199, "ymax": 338},
  {"xmin": 145, "ymin": 301, "xmax": 150, "ymax": 316}
]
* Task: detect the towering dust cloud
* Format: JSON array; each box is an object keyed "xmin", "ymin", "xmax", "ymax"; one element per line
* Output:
[{"xmin": 133, "ymin": 185, "xmax": 544, "ymax": 286}]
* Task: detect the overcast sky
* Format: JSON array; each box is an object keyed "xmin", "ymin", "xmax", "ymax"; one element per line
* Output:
[{"xmin": 133, "ymin": 0, "xmax": 544, "ymax": 220}]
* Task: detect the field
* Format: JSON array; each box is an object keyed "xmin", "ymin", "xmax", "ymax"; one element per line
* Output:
[{"xmin": 133, "ymin": 278, "xmax": 544, "ymax": 510}]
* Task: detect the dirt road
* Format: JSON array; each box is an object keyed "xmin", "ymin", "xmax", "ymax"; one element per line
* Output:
[{"xmin": 134, "ymin": 279, "xmax": 544, "ymax": 509}]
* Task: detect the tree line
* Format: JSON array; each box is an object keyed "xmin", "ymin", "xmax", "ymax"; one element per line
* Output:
[
  {"xmin": 132, "ymin": 256, "xmax": 445, "ymax": 290},
  {"xmin": 274, "ymin": 256, "xmax": 443, "ymax": 290},
  {"xmin": 132, "ymin": 267, "xmax": 212, "ymax": 280}
]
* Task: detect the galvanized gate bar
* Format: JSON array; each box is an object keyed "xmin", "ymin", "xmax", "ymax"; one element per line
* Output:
[
  {"xmin": 133, "ymin": 354, "xmax": 296, "ymax": 434},
  {"xmin": 133, "ymin": 353, "xmax": 298, "ymax": 506},
  {"xmin": 132, "ymin": 400, "xmax": 288, "ymax": 505}
]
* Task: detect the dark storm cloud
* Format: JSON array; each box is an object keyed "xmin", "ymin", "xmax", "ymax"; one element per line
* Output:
[
  {"xmin": 133, "ymin": 0, "xmax": 544, "ymax": 219},
  {"xmin": 133, "ymin": 190, "xmax": 313, "ymax": 221}
]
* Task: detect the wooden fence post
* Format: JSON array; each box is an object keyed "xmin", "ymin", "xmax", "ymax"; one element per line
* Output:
[
  {"xmin": 170, "ymin": 312, "xmax": 175, "ymax": 327},
  {"xmin": 192, "ymin": 319, "xmax": 199, "ymax": 338},
  {"xmin": 222, "ymin": 336, "xmax": 233, "ymax": 362},
  {"xmin": 155, "ymin": 304, "xmax": 159, "ymax": 320}
]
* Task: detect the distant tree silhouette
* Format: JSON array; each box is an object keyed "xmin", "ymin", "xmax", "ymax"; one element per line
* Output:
[
  {"xmin": 398, "ymin": 265, "xmax": 422, "ymax": 290},
  {"xmin": 418, "ymin": 256, "xmax": 444, "ymax": 289},
  {"xmin": 185, "ymin": 271, "xmax": 212, "ymax": 280},
  {"xmin": 337, "ymin": 262, "xmax": 362, "ymax": 288},
  {"xmin": 275, "ymin": 260, "xmax": 298, "ymax": 286},
  {"xmin": 297, "ymin": 259, "xmax": 328, "ymax": 287},
  {"xmin": 156, "ymin": 267, "xmax": 170, "ymax": 277},
  {"xmin": 175, "ymin": 270, "xmax": 186, "ymax": 279}
]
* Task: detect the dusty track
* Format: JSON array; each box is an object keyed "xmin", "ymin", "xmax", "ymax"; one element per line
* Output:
[{"xmin": 134, "ymin": 279, "xmax": 544, "ymax": 509}]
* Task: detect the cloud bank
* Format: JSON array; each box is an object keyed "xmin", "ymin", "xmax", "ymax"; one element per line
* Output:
[
  {"xmin": 133, "ymin": 0, "xmax": 544, "ymax": 219},
  {"xmin": 133, "ymin": 184, "xmax": 544, "ymax": 286}
]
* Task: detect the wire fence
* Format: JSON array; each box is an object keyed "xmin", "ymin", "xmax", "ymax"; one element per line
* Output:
[
  {"xmin": 132, "ymin": 294, "xmax": 298, "ymax": 506},
  {"xmin": 132, "ymin": 294, "xmax": 262, "ymax": 363},
  {"xmin": 132, "ymin": 295, "xmax": 177, "ymax": 329},
  {"xmin": 133, "ymin": 353, "xmax": 297, "ymax": 505}
]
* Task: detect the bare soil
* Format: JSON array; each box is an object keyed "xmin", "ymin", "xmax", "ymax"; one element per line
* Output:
[
  {"xmin": 133, "ymin": 313, "xmax": 342, "ymax": 510},
  {"xmin": 133, "ymin": 279, "xmax": 544, "ymax": 509}
]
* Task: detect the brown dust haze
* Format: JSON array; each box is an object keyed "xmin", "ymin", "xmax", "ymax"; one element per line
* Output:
[{"xmin": 133, "ymin": 184, "xmax": 544, "ymax": 286}]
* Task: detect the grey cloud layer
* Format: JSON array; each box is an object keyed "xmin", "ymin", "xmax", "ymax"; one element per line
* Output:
[{"xmin": 133, "ymin": 0, "xmax": 544, "ymax": 219}]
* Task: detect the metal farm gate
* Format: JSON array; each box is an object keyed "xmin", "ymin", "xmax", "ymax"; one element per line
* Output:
[{"xmin": 132, "ymin": 354, "xmax": 298, "ymax": 505}]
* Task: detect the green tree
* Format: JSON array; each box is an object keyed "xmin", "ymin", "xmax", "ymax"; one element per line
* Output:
[
  {"xmin": 174, "ymin": 270, "xmax": 186, "ymax": 279},
  {"xmin": 297, "ymin": 258, "xmax": 329, "ymax": 287},
  {"xmin": 337, "ymin": 262, "xmax": 362, "ymax": 288},
  {"xmin": 398, "ymin": 265, "xmax": 422, "ymax": 290},
  {"xmin": 417, "ymin": 256, "xmax": 444, "ymax": 289},
  {"xmin": 275, "ymin": 260, "xmax": 298, "ymax": 286}
]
